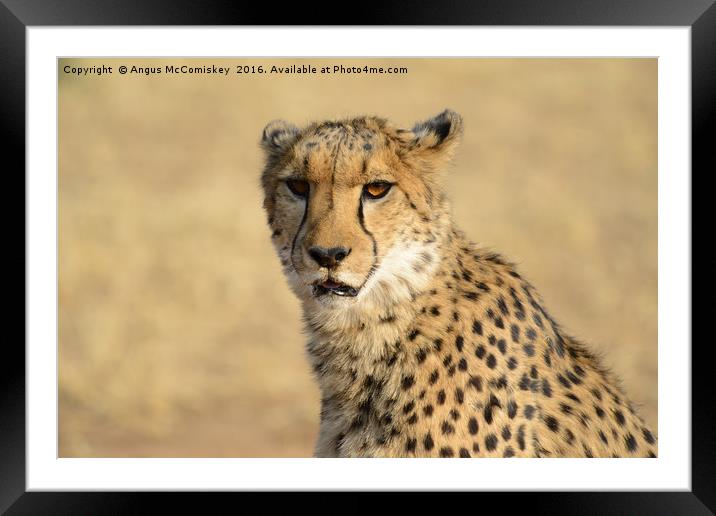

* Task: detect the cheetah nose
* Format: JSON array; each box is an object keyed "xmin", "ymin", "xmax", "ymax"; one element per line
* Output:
[{"xmin": 308, "ymin": 246, "xmax": 351, "ymax": 269}]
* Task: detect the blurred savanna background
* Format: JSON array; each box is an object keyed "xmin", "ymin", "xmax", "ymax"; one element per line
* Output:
[{"xmin": 59, "ymin": 58, "xmax": 657, "ymax": 457}]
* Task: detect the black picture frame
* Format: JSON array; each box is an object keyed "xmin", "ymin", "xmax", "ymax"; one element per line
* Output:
[{"xmin": 2, "ymin": 0, "xmax": 711, "ymax": 512}]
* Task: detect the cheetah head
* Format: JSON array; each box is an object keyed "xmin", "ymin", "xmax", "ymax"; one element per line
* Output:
[{"xmin": 260, "ymin": 110, "xmax": 463, "ymax": 314}]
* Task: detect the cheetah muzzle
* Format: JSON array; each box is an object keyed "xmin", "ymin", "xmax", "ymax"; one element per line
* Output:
[{"xmin": 259, "ymin": 109, "xmax": 657, "ymax": 458}]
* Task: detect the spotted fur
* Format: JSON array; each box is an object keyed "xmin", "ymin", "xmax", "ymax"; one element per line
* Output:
[{"xmin": 260, "ymin": 110, "xmax": 657, "ymax": 458}]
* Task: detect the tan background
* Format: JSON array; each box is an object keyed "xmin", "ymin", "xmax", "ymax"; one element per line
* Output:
[{"xmin": 58, "ymin": 58, "xmax": 657, "ymax": 457}]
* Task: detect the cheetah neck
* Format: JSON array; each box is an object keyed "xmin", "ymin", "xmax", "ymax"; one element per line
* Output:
[{"xmin": 302, "ymin": 218, "xmax": 464, "ymax": 411}]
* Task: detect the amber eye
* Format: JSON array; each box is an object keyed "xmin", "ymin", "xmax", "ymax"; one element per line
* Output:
[
  {"xmin": 286, "ymin": 179, "xmax": 309, "ymax": 198},
  {"xmin": 363, "ymin": 181, "xmax": 393, "ymax": 200}
]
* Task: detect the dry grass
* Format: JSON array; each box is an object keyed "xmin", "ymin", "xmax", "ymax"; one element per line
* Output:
[{"xmin": 58, "ymin": 58, "xmax": 657, "ymax": 457}]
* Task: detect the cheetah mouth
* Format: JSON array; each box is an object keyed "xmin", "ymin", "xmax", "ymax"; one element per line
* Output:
[{"xmin": 312, "ymin": 279, "xmax": 360, "ymax": 297}]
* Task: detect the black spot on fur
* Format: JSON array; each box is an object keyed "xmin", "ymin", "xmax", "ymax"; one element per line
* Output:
[
  {"xmin": 483, "ymin": 394, "xmax": 501, "ymax": 425},
  {"xmin": 524, "ymin": 405, "xmax": 535, "ymax": 420},
  {"xmin": 455, "ymin": 335, "xmax": 464, "ymax": 352},
  {"xmin": 497, "ymin": 339, "xmax": 507, "ymax": 355},
  {"xmin": 517, "ymin": 425, "xmax": 526, "ymax": 450},
  {"xmin": 502, "ymin": 425, "xmax": 512, "ymax": 441},
  {"xmin": 424, "ymin": 433, "xmax": 434, "ymax": 451},
  {"xmin": 566, "ymin": 371, "xmax": 582, "ymax": 385},
  {"xmin": 642, "ymin": 428, "xmax": 655, "ymax": 444},
  {"xmin": 439, "ymin": 447, "xmax": 454, "ymax": 458},
  {"xmin": 415, "ymin": 349, "xmax": 427, "ymax": 364},
  {"xmin": 544, "ymin": 415, "xmax": 559, "ymax": 432},
  {"xmin": 614, "ymin": 409, "xmax": 626, "ymax": 426},
  {"xmin": 472, "ymin": 320, "xmax": 483, "ymax": 335},
  {"xmin": 564, "ymin": 429, "xmax": 575, "ymax": 445},
  {"xmin": 441, "ymin": 421, "xmax": 455, "ymax": 435},
  {"xmin": 507, "ymin": 400, "xmax": 517, "ymax": 419},
  {"xmin": 584, "ymin": 444, "xmax": 594, "ymax": 458},
  {"xmin": 519, "ymin": 374, "xmax": 530, "ymax": 391},
  {"xmin": 486, "ymin": 354, "xmax": 497, "ymax": 369},
  {"xmin": 555, "ymin": 334, "xmax": 566, "ymax": 357},
  {"xmin": 475, "ymin": 282, "xmax": 490, "ymax": 292},
  {"xmin": 510, "ymin": 324, "xmax": 520, "ymax": 343},
  {"xmin": 497, "ymin": 297, "xmax": 509, "ymax": 316},
  {"xmin": 401, "ymin": 375, "xmax": 415, "ymax": 390},
  {"xmin": 485, "ymin": 434, "xmax": 498, "ymax": 451},
  {"xmin": 429, "ymin": 370, "xmax": 440, "ymax": 385},
  {"xmin": 557, "ymin": 374, "xmax": 571, "ymax": 389},
  {"xmin": 468, "ymin": 375, "xmax": 483, "ymax": 391}
]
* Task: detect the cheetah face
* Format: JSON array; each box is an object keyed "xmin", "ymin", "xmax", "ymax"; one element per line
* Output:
[{"xmin": 260, "ymin": 110, "xmax": 463, "ymax": 311}]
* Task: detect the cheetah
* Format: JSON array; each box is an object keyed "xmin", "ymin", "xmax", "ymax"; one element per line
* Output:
[{"xmin": 259, "ymin": 109, "xmax": 657, "ymax": 458}]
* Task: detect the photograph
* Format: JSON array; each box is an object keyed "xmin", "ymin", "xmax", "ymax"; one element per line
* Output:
[
  {"xmin": 58, "ymin": 57, "xmax": 657, "ymax": 459},
  {"xmin": 2, "ymin": 0, "xmax": 710, "ymax": 506}
]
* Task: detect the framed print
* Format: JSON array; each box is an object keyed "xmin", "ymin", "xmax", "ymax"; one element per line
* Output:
[{"xmin": 3, "ymin": 0, "xmax": 713, "ymax": 511}]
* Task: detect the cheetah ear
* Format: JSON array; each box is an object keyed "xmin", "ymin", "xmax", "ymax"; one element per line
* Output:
[
  {"xmin": 261, "ymin": 120, "xmax": 300, "ymax": 158},
  {"xmin": 408, "ymin": 109, "xmax": 463, "ymax": 159},
  {"xmin": 396, "ymin": 110, "xmax": 463, "ymax": 209}
]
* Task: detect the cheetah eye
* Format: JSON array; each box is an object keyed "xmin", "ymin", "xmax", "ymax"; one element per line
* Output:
[
  {"xmin": 363, "ymin": 181, "xmax": 393, "ymax": 200},
  {"xmin": 286, "ymin": 179, "xmax": 309, "ymax": 198}
]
